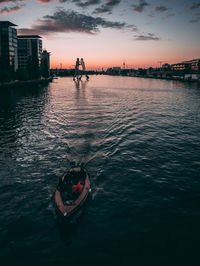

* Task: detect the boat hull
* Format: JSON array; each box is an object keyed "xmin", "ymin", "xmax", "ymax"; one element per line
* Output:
[{"xmin": 54, "ymin": 167, "xmax": 90, "ymax": 219}]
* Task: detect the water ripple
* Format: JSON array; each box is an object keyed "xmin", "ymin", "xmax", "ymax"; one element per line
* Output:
[{"xmin": 1, "ymin": 76, "xmax": 200, "ymax": 265}]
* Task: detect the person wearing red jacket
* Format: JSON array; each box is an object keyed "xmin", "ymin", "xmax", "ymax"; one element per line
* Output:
[{"xmin": 73, "ymin": 181, "xmax": 82, "ymax": 193}]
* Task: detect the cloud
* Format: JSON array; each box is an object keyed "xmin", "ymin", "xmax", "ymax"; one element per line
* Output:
[
  {"xmin": 134, "ymin": 33, "xmax": 160, "ymax": 41},
  {"xmin": 75, "ymin": 0, "xmax": 101, "ymax": 7},
  {"xmin": 93, "ymin": 5, "xmax": 111, "ymax": 14},
  {"xmin": 154, "ymin": 6, "xmax": 171, "ymax": 13},
  {"xmin": 164, "ymin": 13, "xmax": 175, "ymax": 18},
  {"xmin": 189, "ymin": 2, "xmax": 200, "ymax": 10},
  {"xmin": 148, "ymin": 12, "xmax": 155, "ymax": 18},
  {"xmin": 58, "ymin": 0, "xmax": 101, "ymax": 7},
  {"xmin": 189, "ymin": 12, "xmax": 200, "ymax": 23},
  {"xmin": 0, "ymin": 4, "xmax": 25, "ymax": 14},
  {"xmin": 37, "ymin": 0, "xmax": 54, "ymax": 2},
  {"xmin": 0, "ymin": 0, "xmax": 25, "ymax": 3},
  {"xmin": 93, "ymin": 0, "xmax": 120, "ymax": 14},
  {"xmin": 19, "ymin": 8, "xmax": 134, "ymax": 35},
  {"xmin": 132, "ymin": 0, "xmax": 149, "ymax": 13},
  {"xmin": 36, "ymin": 0, "xmax": 100, "ymax": 4},
  {"xmin": 59, "ymin": 0, "xmax": 120, "ymax": 12}
]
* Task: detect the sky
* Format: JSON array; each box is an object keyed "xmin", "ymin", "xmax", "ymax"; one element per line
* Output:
[{"xmin": 0, "ymin": 0, "xmax": 200, "ymax": 69}]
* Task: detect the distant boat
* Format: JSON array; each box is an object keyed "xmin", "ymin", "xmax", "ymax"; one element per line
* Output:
[{"xmin": 54, "ymin": 166, "xmax": 90, "ymax": 219}]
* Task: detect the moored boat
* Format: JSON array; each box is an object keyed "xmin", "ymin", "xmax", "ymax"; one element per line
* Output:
[{"xmin": 54, "ymin": 166, "xmax": 90, "ymax": 219}]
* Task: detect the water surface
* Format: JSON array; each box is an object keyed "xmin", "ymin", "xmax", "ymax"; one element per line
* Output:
[{"xmin": 0, "ymin": 76, "xmax": 200, "ymax": 266}]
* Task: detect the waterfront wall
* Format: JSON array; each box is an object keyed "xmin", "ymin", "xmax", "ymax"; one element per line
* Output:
[{"xmin": 0, "ymin": 77, "xmax": 53, "ymax": 89}]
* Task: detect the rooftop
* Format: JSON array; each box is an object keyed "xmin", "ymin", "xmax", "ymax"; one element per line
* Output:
[
  {"xmin": 172, "ymin": 59, "xmax": 200, "ymax": 65},
  {"xmin": 17, "ymin": 35, "xmax": 42, "ymax": 39},
  {"xmin": 42, "ymin": 50, "xmax": 51, "ymax": 54},
  {"xmin": 0, "ymin": 21, "xmax": 17, "ymax": 27}
]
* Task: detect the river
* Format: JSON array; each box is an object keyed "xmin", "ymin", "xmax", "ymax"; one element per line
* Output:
[{"xmin": 0, "ymin": 76, "xmax": 200, "ymax": 266}]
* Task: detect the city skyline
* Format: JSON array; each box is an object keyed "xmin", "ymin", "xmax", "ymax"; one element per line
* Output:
[{"xmin": 0, "ymin": 0, "xmax": 200, "ymax": 69}]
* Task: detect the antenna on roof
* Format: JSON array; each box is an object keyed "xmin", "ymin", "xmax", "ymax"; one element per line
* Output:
[{"xmin": 157, "ymin": 61, "xmax": 163, "ymax": 68}]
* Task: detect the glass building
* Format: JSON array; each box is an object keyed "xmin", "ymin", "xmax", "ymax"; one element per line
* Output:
[
  {"xmin": 41, "ymin": 50, "xmax": 50, "ymax": 78},
  {"xmin": 18, "ymin": 35, "xmax": 42, "ymax": 78},
  {"xmin": 0, "ymin": 21, "xmax": 18, "ymax": 72}
]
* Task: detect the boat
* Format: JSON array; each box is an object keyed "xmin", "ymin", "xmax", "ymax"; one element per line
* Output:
[{"xmin": 54, "ymin": 166, "xmax": 90, "ymax": 219}]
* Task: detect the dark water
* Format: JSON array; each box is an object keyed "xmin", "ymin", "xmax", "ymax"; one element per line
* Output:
[{"xmin": 1, "ymin": 76, "xmax": 200, "ymax": 266}]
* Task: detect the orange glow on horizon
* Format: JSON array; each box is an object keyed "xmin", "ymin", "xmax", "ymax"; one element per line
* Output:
[
  {"xmin": 50, "ymin": 58, "xmax": 159, "ymax": 70},
  {"xmin": 50, "ymin": 58, "xmax": 190, "ymax": 70}
]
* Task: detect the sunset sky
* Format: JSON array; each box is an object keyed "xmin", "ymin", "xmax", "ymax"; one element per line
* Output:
[{"xmin": 0, "ymin": 0, "xmax": 200, "ymax": 69}]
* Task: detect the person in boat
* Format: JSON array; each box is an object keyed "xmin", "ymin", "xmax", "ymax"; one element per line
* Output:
[
  {"xmin": 57, "ymin": 177, "xmax": 65, "ymax": 192},
  {"xmin": 57, "ymin": 172, "xmax": 72, "ymax": 192},
  {"xmin": 80, "ymin": 166, "xmax": 86, "ymax": 185}
]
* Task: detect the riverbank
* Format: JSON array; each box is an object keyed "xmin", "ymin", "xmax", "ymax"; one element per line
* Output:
[
  {"xmin": 124, "ymin": 74, "xmax": 200, "ymax": 84},
  {"xmin": 0, "ymin": 77, "xmax": 53, "ymax": 89}
]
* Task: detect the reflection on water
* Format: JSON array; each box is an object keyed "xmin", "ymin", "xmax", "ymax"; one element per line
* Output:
[
  {"xmin": 73, "ymin": 79, "xmax": 88, "ymax": 90},
  {"xmin": 1, "ymin": 76, "xmax": 200, "ymax": 266}
]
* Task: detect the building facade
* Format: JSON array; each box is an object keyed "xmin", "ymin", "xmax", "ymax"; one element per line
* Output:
[
  {"xmin": 172, "ymin": 59, "xmax": 200, "ymax": 74},
  {"xmin": 190, "ymin": 59, "xmax": 200, "ymax": 73},
  {"xmin": 18, "ymin": 35, "xmax": 42, "ymax": 78},
  {"xmin": 41, "ymin": 50, "xmax": 50, "ymax": 78},
  {"xmin": 106, "ymin": 67, "xmax": 121, "ymax": 75},
  {"xmin": 0, "ymin": 21, "xmax": 18, "ymax": 74}
]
